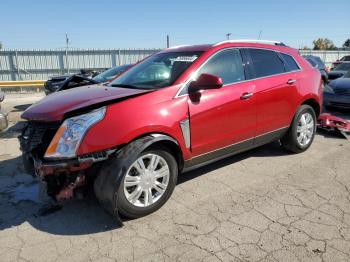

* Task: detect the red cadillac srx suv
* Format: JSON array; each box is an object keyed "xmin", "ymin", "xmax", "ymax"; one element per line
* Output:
[{"xmin": 20, "ymin": 40, "xmax": 322, "ymax": 219}]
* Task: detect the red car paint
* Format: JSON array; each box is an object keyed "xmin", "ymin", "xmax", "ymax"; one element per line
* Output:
[
  {"xmin": 318, "ymin": 113, "xmax": 350, "ymax": 133},
  {"xmin": 22, "ymin": 84, "xmax": 151, "ymax": 121},
  {"xmin": 22, "ymin": 42, "xmax": 322, "ymax": 165}
]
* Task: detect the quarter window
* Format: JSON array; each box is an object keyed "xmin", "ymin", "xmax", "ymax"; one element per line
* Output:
[
  {"xmin": 248, "ymin": 49, "xmax": 286, "ymax": 78},
  {"xmin": 281, "ymin": 53, "xmax": 300, "ymax": 71},
  {"xmin": 197, "ymin": 49, "xmax": 245, "ymax": 85}
]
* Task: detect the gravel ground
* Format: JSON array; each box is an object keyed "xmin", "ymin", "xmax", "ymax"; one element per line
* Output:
[{"xmin": 0, "ymin": 93, "xmax": 350, "ymax": 262}]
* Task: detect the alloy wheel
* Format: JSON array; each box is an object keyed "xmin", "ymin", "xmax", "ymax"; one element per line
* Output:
[
  {"xmin": 296, "ymin": 112, "xmax": 314, "ymax": 146},
  {"xmin": 123, "ymin": 153, "xmax": 170, "ymax": 207}
]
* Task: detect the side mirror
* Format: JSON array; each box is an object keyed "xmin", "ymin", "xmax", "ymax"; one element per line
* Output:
[
  {"xmin": 188, "ymin": 73, "xmax": 223, "ymax": 94},
  {"xmin": 0, "ymin": 92, "xmax": 4, "ymax": 102}
]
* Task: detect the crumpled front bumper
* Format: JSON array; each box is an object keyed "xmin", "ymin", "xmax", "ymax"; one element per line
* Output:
[
  {"xmin": 0, "ymin": 110, "xmax": 8, "ymax": 131},
  {"xmin": 32, "ymin": 157, "xmax": 94, "ymax": 177}
]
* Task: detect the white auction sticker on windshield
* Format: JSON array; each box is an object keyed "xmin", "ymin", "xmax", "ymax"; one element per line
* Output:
[{"xmin": 173, "ymin": 56, "xmax": 198, "ymax": 62}]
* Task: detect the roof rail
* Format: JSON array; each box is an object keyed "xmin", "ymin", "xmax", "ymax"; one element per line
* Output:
[
  {"xmin": 167, "ymin": 45, "xmax": 191, "ymax": 49},
  {"xmin": 213, "ymin": 39, "xmax": 286, "ymax": 46}
]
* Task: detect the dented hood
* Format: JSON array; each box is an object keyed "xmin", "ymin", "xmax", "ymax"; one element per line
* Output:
[{"xmin": 22, "ymin": 85, "xmax": 151, "ymax": 121}]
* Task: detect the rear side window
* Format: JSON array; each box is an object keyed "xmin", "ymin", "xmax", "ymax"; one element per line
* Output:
[
  {"xmin": 281, "ymin": 53, "xmax": 300, "ymax": 71},
  {"xmin": 248, "ymin": 49, "xmax": 285, "ymax": 78},
  {"xmin": 197, "ymin": 49, "xmax": 245, "ymax": 85}
]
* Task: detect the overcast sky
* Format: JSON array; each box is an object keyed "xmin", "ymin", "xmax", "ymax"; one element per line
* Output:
[{"xmin": 1, "ymin": 0, "xmax": 349, "ymax": 49}]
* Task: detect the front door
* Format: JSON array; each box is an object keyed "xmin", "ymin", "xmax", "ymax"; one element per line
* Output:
[{"xmin": 188, "ymin": 48, "xmax": 256, "ymax": 158}]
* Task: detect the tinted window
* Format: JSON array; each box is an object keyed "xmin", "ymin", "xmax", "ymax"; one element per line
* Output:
[
  {"xmin": 281, "ymin": 53, "xmax": 300, "ymax": 71},
  {"xmin": 197, "ymin": 49, "xmax": 245, "ymax": 85},
  {"xmin": 249, "ymin": 49, "xmax": 285, "ymax": 78}
]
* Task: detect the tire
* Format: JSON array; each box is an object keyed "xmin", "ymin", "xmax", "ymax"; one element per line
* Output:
[
  {"xmin": 281, "ymin": 105, "xmax": 316, "ymax": 153},
  {"xmin": 94, "ymin": 145, "xmax": 178, "ymax": 219}
]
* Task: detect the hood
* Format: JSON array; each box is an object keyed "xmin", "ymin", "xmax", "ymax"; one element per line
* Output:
[
  {"xmin": 329, "ymin": 77, "xmax": 350, "ymax": 89},
  {"xmin": 22, "ymin": 84, "xmax": 151, "ymax": 122},
  {"xmin": 328, "ymin": 70, "xmax": 346, "ymax": 80}
]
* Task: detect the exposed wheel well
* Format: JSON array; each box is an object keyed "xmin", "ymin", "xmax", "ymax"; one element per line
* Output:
[
  {"xmin": 148, "ymin": 140, "xmax": 184, "ymax": 172},
  {"xmin": 301, "ymin": 99, "xmax": 321, "ymax": 117}
]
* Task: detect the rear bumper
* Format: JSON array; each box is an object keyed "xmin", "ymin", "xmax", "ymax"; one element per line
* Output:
[{"xmin": 0, "ymin": 110, "xmax": 8, "ymax": 131}]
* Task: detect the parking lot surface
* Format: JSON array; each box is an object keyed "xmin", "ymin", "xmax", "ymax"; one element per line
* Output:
[{"xmin": 1, "ymin": 93, "xmax": 350, "ymax": 262}]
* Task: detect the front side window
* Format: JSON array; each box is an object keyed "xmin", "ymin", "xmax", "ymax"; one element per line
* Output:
[
  {"xmin": 109, "ymin": 51, "xmax": 202, "ymax": 89},
  {"xmin": 248, "ymin": 49, "xmax": 286, "ymax": 78},
  {"xmin": 197, "ymin": 49, "xmax": 245, "ymax": 85}
]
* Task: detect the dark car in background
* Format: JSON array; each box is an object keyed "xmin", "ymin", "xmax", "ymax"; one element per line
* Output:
[
  {"xmin": 324, "ymin": 70, "xmax": 350, "ymax": 110},
  {"xmin": 303, "ymin": 55, "xmax": 328, "ymax": 83},
  {"xmin": 331, "ymin": 55, "xmax": 350, "ymax": 70},
  {"xmin": 328, "ymin": 62, "xmax": 350, "ymax": 81},
  {"xmin": 44, "ymin": 64, "xmax": 133, "ymax": 94}
]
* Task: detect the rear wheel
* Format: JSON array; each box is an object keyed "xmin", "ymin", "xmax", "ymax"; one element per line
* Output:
[
  {"xmin": 94, "ymin": 146, "xmax": 178, "ymax": 219},
  {"xmin": 281, "ymin": 105, "xmax": 316, "ymax": 153}
]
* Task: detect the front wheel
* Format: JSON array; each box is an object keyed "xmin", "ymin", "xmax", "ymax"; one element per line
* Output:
[
  {"xmin": 281, "ymin": 105, "xmax": 316, "ymax": 153},
  {"xmin": 94, "ymin": 146, "xmax": 178, "ymax": 219}
]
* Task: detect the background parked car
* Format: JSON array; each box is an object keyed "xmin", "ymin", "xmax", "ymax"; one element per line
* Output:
[
  {"xmin": 44, "ymin": 65, "xmax": 132, "ymax": 94},
  {"xmin": 328, "ymin": 62, "xmax": 350, "ymax": 80},
  {"xmin": 331, "ymin": 55, "xmax": 350, "ymax": 70},
  {"xmin": 0, "ymin": 92, "xmax": 8, "ymax": 131},
  {"xmin": 324, "ymin": 70, "xmax": 350, "ymax": 110},
  {"xmin": 303, "ymin": 55, "xmax": 328, "ymax": 83}
]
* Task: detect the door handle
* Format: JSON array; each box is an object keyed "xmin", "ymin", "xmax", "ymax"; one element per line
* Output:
[
  {"xmin": 287, "ymin": 79, "xmax": 296, "ymax": 85},
  {"xmin": 240, "ymin": 92, "xmax": 253, "ymax": 100}
]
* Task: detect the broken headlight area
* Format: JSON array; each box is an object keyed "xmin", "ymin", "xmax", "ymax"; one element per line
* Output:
[{"xmin": 18, "ymin": 119, "xmax": 116, "ymax": 200}]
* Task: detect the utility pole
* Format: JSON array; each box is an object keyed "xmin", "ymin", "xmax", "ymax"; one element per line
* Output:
[
  {"xmin": 226, "ymin": 33, "xmax": 231, "ymax": 40},
  {"xmin": 65, "ymin": 33, "xmax": 70, "ymax": 74},
  {"xmin": 258, "ymin": 30, "xmax": 263, "ymax": 40},
  {"xmin": 166, "ymin": 35, "xmax": 170, "ymax": 48}
]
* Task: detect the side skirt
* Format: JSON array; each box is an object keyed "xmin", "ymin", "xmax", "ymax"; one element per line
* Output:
[{"xmin": 182, "ymin": 127, "xmax": 289, "ymax": 173}]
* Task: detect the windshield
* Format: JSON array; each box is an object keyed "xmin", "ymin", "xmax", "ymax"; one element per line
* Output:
[
  {"xmin": 109, "ymin": 51, "xmax": 202, "ymax": 89},
  {"xmin": 93, "ymin": 65, "xmax": 132, "ymax": 82},
  {"xmin": 344, "ymin": 71, "xmax": 350, "ymax": 78},
  {"xmin": 333, "ymin": 63, "xmax": 350, "ymax": 71}
]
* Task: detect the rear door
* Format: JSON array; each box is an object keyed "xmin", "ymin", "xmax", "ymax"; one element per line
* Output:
[
  {"xmin": 245, "ymin": 48, "xmax": 300, "ymax": 141},
  {"xmin": 188, "ymin": 48, "xmax": 256, "ymax": 157}
]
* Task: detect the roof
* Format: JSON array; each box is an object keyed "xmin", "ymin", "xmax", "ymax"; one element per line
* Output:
[{"xmin": 162, "ymin": 40, "xmax": 293, "ymax": 53}]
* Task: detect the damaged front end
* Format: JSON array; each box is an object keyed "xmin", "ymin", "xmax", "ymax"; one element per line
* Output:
[{"xmin": 18, "ymin": 108, "xmax": 115, "ymax": 201}]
